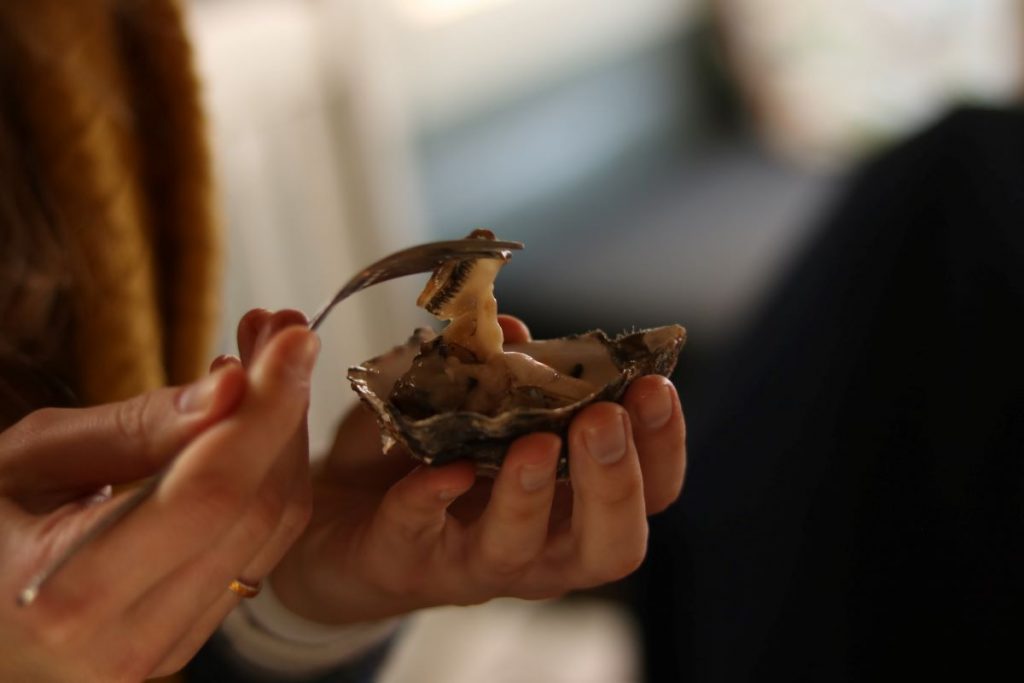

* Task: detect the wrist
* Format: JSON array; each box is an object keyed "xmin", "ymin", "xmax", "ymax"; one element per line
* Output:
[{"xmin": 271, "ymin": 526, "xmax": 430, "ymax": 625}]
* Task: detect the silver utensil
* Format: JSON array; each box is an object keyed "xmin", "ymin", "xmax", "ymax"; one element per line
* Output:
[
  {"xmin": 17, "ymin": 237, "xmax": 522, "ymax": 607},
  {"xmin": 308, "ymin": 238, "xmax": 522, "ymax": 331}
]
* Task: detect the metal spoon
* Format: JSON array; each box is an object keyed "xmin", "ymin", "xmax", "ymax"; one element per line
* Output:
[{"xmin": 16, "ymin": 237, "xmax": 522, "ymax": 607}]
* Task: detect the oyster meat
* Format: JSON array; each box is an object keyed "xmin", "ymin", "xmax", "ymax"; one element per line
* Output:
[{"xmin": 348, "ymin": 229, "xmax": 686, "ymax": 476}]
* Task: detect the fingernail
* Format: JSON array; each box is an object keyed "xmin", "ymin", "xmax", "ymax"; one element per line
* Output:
[
  {"xmin": 520, "ymin": 462, "xmax": 553, "ymax": 492},
  {"xmin": 637, "ymin": 381, "xmax": 674, "ymax": 431},
  {"xmin": 176, "ymin": 372, "xmax": 222, "ymax": 413},
  {"xmin": 210, "ymin": 354, "xmax": 236, "ymax": 371},
  {"xmin": 583, "ymin": 412, "xmax": 627, "ymax": 465}
]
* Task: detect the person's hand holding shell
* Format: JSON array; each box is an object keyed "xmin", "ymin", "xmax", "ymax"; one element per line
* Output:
[{"xmin": 269, "ymin": 314, "xmax": 686, "ymax": 624}]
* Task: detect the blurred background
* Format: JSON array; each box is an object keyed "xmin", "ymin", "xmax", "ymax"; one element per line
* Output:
[{"xmin": 187, "ymin": 1, "xmax": 1023, "ymax": 680}]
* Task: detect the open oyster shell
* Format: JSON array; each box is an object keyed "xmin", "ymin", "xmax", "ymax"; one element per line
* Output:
[{"xmin": 348, "ymin": 324, "xmax": 686, "ymax": 476}]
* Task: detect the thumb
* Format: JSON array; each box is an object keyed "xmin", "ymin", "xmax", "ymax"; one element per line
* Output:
[{"xmin": 0, "ymin": 364, "xmax": 246, "ymax": 501}]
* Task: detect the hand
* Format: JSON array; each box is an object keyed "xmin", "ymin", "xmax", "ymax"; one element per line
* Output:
[
  {"xmin": 270, "ymin": 315, "xmax": 686, "ymax": 624},
  {"xmin": 0, "ymin": 324, "xmax": 319, "ymax": 682}
]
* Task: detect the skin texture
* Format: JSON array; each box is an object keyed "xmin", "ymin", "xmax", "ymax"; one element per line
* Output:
[
  {"xmin": 264, "ymin": 310, "xmax": 688, "ymax": 625},
  {"xmin": 0, "ymin": 309, "xmax": 686, "ymax": 679},
  {"xmin": 0, "ymin": 324, "xmax": 320, "ymax": 682}
]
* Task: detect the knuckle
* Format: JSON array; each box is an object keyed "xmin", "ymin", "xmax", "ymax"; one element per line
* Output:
[
  {"xmin": 475, "ymin": 543, "xmax": 531, "ymax": 582},
  {"xmin": 114, "ymin": 393, "xmax": 153, "ymax": 449}
]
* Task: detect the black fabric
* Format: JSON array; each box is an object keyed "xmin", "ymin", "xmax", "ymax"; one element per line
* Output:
[
  {"xmin": 183, "ymin": 630, "xmax": 394, "ymax": 683},
  {"xmin": 635, "ymin": 107, "xmax": 1024, "ymax": 681}
]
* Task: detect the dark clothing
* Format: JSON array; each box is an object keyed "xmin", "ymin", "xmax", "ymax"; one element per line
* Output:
[{"xmin": 637, "ymin": 107, "xmax": 1024, "ymax": 681}]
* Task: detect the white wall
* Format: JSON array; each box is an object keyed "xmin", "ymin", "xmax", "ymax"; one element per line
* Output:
[{"xmin": 190, "ymin": 0, "xmax": 424, "ymax": 454}]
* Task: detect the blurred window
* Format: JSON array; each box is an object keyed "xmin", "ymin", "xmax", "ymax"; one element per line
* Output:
[{"xmin": 717, "ymin": 0, "xmax": 1024, "ymax": 167}]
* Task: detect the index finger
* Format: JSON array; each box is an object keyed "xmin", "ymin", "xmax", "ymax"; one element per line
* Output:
[
  {"xmin": 38, "ymin": 328, "xmax": 319, "ymax": 618},
  {"xmin": 0, "ymin": 369, "xmax": 246, "ymax": 505}
]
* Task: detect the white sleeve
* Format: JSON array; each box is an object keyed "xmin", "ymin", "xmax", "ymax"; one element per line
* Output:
[{"xmin": 218, "ymin": 578, "xmax": 401, "ymax": 678}]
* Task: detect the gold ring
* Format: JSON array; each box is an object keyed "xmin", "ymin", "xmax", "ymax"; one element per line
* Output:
[{"xmin": 228, "ymin": 578, "xmax": 262, "ymax": 599}]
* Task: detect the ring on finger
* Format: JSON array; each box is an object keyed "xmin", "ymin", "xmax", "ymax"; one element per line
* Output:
[{"xmin": 228, "ymin": 578, "xmax": 262, "ymax": 599}]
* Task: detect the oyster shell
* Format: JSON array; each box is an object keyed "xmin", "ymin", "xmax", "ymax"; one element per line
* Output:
[
  {"xmin": 347, "ymin": 230, "xmax": 686, "ymax": 476},
  {"xmin": 349, "ymin": 325, "xmax": 686, "ymax": 476}
]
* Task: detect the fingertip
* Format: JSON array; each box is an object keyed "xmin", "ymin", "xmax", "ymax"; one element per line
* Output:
[
  {"xmin": 498, "ymin": 315, "xmax": 531, "ymax": 344},
  {"xmin": 245, "ymin": 310, "xmax": 312, "ymax": 365},
  {"xmin": 210, "ymin": 354, "xmax": 240, "ymax": 373},
  {"xmin": 623, "ymin": 375, "xmax": 678, "ymax": 433},
  {"xmin": 624, "ymin": 374, "xmax": 675, "ymax": 401},
  {"xmin": 240, "ymin": 308, "xmax": 272, "ymax": 330},
  {"xmin": 255, "ymin": 310, "xmax": 310, "ymax": 353},
  {"xmin": 251, "ymin": 327, "xmax": 320, "ymax": 390},
  {"xmin": 238, "ymin": 309, "xmax": 272, "ymax": 364},
  {"xmin": 270, "ymin": 309, "xmax": 310, "ymax": 329}
]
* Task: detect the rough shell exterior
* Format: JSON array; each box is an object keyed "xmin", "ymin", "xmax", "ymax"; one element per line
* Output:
[{"xmin": 348, "ymin": 324, "xmax": 686, "ymax": 477}]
